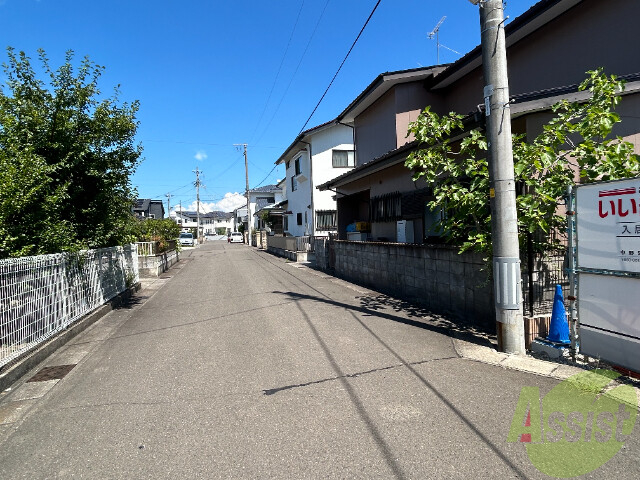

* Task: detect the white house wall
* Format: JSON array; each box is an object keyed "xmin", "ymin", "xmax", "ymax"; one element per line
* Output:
[
  {"xmin": 284, "ymin": 124, "xmax": 354, "ymax": 237},
  {"xmin": 285, "ymin": 150, "xmax": 311, "ymax": 237}
]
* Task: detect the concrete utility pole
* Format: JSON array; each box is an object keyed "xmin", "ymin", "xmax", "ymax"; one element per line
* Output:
[
  {"xmin": 235, "ymin": 144, "xmax": 250, "ymax": 244},
  {"xmin": 165, "ymin": 193, "xmax": 172, "ymax": 219},
  {"xmin": 472, "ymin": 0, "xmax": 525, "ymax": 354},
  {"xmin": 194, "ymin": 167, "xmax": 202, "ymax": 244}
]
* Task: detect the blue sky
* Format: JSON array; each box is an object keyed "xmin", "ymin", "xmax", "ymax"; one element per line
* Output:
[{"xmin": 1, "ymin": 0, "xmax": 538, "ymax": 214}]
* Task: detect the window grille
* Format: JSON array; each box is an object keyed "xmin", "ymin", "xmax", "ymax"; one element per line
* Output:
[
  {"xmin": 370, "ymin": 192, "xmax": 402, "ymax": 222},
  {"xmin": 316, "ymin": 210, "xmax": 337, "ymax": 231}
]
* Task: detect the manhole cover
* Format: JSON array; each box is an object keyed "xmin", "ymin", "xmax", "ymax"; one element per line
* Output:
[{"xmin": 27, "ymin": 364, "xmax": 76, "ymax": 382}]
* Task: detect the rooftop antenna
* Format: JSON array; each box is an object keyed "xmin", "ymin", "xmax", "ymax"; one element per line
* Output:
[
  {"xmin": 427, "ymin": 16, "xmax": 463, "ymax": 65},
  {"xmin": 428, "ymin": 16, "xmax": 446, "ymax": 65}
]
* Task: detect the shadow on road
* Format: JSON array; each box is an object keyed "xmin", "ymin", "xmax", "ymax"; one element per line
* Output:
[
  {"xmin": 275, "ymin": 290, "xmax": 497, "ymax": 351},
  {"xmin": 270, "ymin": 289, "xmax": 528, "ymax": 480}
]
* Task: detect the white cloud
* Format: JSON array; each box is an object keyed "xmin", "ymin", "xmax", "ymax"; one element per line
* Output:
[
  {"xmin": 172, "ymin": 192, "xmax": 246, "ymax": 215},
  {"xmin": 194, "ymin": 150, "xmax": 208, "ymax": 161},
  {"xmin": 211, "ymin": 192, "xmax": 248, "ymax": 212}
]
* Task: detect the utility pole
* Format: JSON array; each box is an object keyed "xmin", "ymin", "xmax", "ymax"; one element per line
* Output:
[
  {"xmin": 194, "ymin": 167, "xmax": 202, "ymax": 244},
  {"xmin": 165, "ymin": 193, "xmax": 172, "ymax": 219},
  {"xmin": 472, "ymin": 0, "xmax": 525, "ymax": 354},
  {"xmin": 235, "ymin": 144, "xmax": 250, "ymax": 244}
]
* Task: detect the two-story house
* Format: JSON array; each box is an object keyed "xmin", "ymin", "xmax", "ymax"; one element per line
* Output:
[
  {"xmin": 173, "ymin": 210, "xmax": 234, "ymax": 235},
  {"xmin": 275, "ymin": 119, "xmax": 354, "ymax": 237},
  {"xmin": 319, "ymin": 0, "xmax": 640, "ymax": 243},
  {"xmin": 133, "ymin": 199, "xmax": 165, "ymax": 220},
  {"xmin": 248, "ymin": 184, "xmax": 284, "ymax": 234}
]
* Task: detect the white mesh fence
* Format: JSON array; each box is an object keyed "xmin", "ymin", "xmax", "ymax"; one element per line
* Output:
[{"xmin": 0, "ymin": 244, "xmax": 139, "ymax": 368}]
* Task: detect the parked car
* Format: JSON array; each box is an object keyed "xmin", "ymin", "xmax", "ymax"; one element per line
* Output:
[
  {"xmin": 230, "ymin": 232, "xmax": 243, "ymax": 243},
  {"xmin": 179, "ymin": 232, "xmax": 195, "ymax": 246}
]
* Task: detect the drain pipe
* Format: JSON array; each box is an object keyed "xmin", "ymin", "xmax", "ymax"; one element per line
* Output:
[{"xmin": 301, "ymin": 140, "xmax": 314, "ymax": 237}]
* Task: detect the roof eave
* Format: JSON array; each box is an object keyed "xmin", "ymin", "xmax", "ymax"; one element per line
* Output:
[
  {"xmin": 275, "ymin": 119, "xmax": 339, "ymax": 165},
  {"xmin": 337, "ymin": 66, "xmax": 447, "ymax": 124},
  {"xmin": 430, "ymin": 0, "xmax": 583, "ymax": 90}
]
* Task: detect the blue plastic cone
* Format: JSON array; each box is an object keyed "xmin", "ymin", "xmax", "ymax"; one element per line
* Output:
[{"xmin": 547, "ymin": 285, "xmax": 571, "ymax": 344}]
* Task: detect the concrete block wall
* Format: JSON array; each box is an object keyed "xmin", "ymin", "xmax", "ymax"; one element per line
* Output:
[
  {"xmin": 138, "ymin": 250, "xmax": 180, "ymax": 277},
  {"xmin": 314, "ymin": 239, "xmax": 494, "ymax": 326}
]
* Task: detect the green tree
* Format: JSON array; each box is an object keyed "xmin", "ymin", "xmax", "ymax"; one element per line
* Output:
[
  {"xmin": 0, "ymin": 48, "xmax": 142, "ymax": 258},
  {"xmin": 405, "ymin": 69, "xmax": 640, "ymax": 255},
  {"xmin": 134, "ymin": 218, "xmax": 181, "ymax": 251}
]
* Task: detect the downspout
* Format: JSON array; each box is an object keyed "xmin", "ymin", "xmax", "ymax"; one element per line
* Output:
[{"xmin": 301, "ymin": 140, "xmax": 314, "ymax": 236}]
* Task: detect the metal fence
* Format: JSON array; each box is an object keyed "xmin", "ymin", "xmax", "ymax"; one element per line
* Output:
[
  {"xmin": 136, "ymin": 241, "xmax": 156, "ymax": 256},
  {"xmin": 0, "ymin": 245, "xmax": 139, "ymax": 368},
  {"xmin": 295, "ymin": 236, "xmax": 314, "ymax": 253},
  {"xmin": 136, "ymin": 240, "xmax": 178, "ymax": 256},
  {"xmin": 521, "ymin": 229, "xmax": 568, "ymax": 317}
]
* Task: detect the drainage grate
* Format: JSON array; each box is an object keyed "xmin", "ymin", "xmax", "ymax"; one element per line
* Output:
[{"xmin": 27, "ymin": 364, "xmax": 76, "ymax": 382}]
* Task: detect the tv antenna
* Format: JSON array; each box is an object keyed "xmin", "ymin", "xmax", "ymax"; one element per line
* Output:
[{"xmin": 427, "ymin": 16, "xmax": 462, "ymax": 65}]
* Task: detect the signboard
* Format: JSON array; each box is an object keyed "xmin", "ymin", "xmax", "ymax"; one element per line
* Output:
[
  {"xmin": 579, "ymin": 274, "xmax": 640, "ymax": 372},
  {"xmin": 576, "ymin": 178, "xmax": 640, "ymax": 272},
  {"xmin": 575, "ymin": 178, "xmax": 640, "ymax": 373}
]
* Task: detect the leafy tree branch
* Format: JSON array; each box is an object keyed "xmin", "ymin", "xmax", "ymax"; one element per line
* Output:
[{"xmin": 405, "ymin": 69, "xmax": 639, "ymax": 255}]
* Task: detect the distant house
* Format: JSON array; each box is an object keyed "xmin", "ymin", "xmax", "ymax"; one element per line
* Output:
[
  {"xmin": 274, "ymin": 119, "xmax": 354, "ymax": 237},
  {"xmin": 233, "ymin": 206, "xmax": 247, "ymax": 233},
  {"xmin": 247, "ymin": 184, "xmax": 284, "ymax": 233},
  {"xmin": 254, "ymin": 178, "xmax": 288, "ymax": 235},
  {"xmin": 173, "ymin": 210, "xmax": 234, "ymax": 235},
  {"xmin": 133, "ymin": 199, "xmax": 165, "ymax": 220},
  {"xmin": 202, "ymin": 211, "xmax": 234, "ymax": 235}
]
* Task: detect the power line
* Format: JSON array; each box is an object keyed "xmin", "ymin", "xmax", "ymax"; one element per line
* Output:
[
  {"xmin": 249, "ymin": 0, "xmax": 306, "ymax": 145},
  {"xmin": 251, "ymin": 164, "xmax": 280, "ymax": 190},
  {"xmin": 299, "ymin": 0, "xmax": 383, "ymax": 134},
  {"xmin": 253, "ymin": 0, "xmax": 331, "ymax": 146},
  {"xmin": 142, "ymin": 139, "xmax": 284, "ymax": 149}
]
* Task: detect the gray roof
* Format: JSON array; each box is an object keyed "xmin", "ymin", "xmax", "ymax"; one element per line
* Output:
[
  {"xmin": 255, "ymin": 198, "xmax": 271, "ymax": 211},
  {"xmin": 249, "ymin": 184, "xmax": 280, "ymax": 193},
  {"xmin": 133, "ymin": 199, "xmax": 151, "ymax": 211},
  {"xmin": 176, "ymin": 210, "xmax": 233, "ymax": 219}
]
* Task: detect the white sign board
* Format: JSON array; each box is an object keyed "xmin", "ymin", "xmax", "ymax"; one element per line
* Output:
[{"xmin": 576, "ymin": 178, "xmax": 640, "ymax": 272}]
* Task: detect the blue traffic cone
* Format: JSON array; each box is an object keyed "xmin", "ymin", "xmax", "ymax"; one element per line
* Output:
[{"xmin": 547, "ymin": 285, "xmax": 571, "ymax": 344}]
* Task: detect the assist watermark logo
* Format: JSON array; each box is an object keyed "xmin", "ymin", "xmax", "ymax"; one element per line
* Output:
[{"xmin": 508, "ymin": 369, "xmax": 637, "ymax": 478}]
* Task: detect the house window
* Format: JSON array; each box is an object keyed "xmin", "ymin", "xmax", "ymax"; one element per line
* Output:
[
  {"xmin": 295, "ymin": 157, "xmax": 301, "ymax": 175},
  {"xmin": 316, "ymin": 210, "xmax": 337, "ymax": 231},
  {"xmin": 370, "ymin": 192, "xmax": 402, "ymax": 222},
  {"xmin": 297, "ymin": 213, "xmax": 303, "ymax": 226},
  {"xmin": 332, "ymin": 150, "xmax": 355, "ymax": 168},
  {"xmin": 284, "ymin": 216, "xmax": 289, "ymax": 231},
  {"xmin": 291, "ymin": 176, "xmax": 298, "ymax": 192},
  {"xmin": 286, "ymin": 160, "xmax": 290, "ymax": 170}
]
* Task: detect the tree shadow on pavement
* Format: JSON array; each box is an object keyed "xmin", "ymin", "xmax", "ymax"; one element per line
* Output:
[
  {"xmin": 357, "ymin": 293, "xmax": 498, "ymax": 350},
  {"xmin": 275, "ymin": 290, "xmax": 498, "ymax": 351}
]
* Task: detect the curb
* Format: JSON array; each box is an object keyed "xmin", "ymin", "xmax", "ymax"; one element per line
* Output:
[
  {"xmin": 452, "ymin": 336, "xmax": 584, "ymax": 380},
  {"xmin": 452, "ymin": 336, "xmax": 640, "ymax": 411},
  {"xmin": 0, "ymin": 283, "xmax": 141, "ymax": 393}
]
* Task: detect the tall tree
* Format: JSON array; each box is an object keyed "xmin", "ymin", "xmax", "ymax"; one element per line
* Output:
[
  {"xmin": 405, "ymin": 69, "xmax": 640, "ymax": 255},
  {"xmin": 0, "ymin": 48, "xmax": 142, "ymax": 258}
]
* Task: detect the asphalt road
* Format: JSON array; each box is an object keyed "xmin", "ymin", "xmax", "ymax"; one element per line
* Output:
[{"xmin": 0, "ymin": 242, "xmax": 638, "ymax": 479}]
